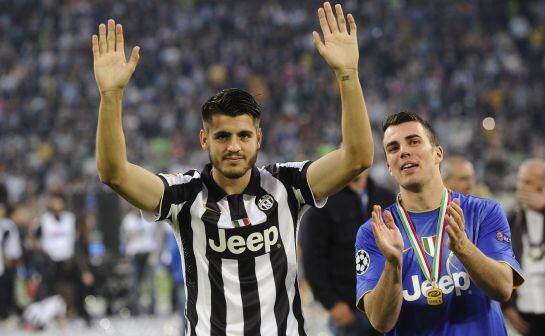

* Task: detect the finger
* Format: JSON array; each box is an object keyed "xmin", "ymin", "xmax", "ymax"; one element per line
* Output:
[
  {"xmin": 324, "ymin": 2, "xmax": 339, "ymax": 34},
  {"xmin": 99, "ymin": 23, "xmax": 107, "ymax": 54},
  {"xmin": 445, "ymin": 225, "xmax": 456, "ymax": 241},
  {"xmin": 317, "ymin": 7, "xmax": 331, "ymax": 37},
  {"xmin": 446, "ymin": 217, "xmax": 462, "ymax": 236},
  {"xmin": 447, "ymin": 204, "xmax": 463, "ymax": 229},
  {"xmin": 128, "ymin": 46, "xmax": 140, "ymax": 70},
  {"xmin": 107, "ymin": 19, "xmax": 115, "ymax": 52},
  {"xmin": 116, "ymin": 24, "xmax": 125, "ymax": 56},
  {"xmin": 92, "ymin": 35, "xmax": 99, "ymax": 59},
  {"xmin": 335, "ymin": 4, "xmax": 347, "ymax": 33},
  {"xmin": 383, "ymin": 210, "xmax": 396, "ymax": 230},
  {"xmin": 450, "ymin": 199, "xmax": 464, "ymax": 220},
  {"xmin": 371, "ymin": 208, "xmax": 384, "ymax": 233},
  {"xmin": 312, "ymin": 31, "xmax": 326, "ymax": 55},
  {"xmin": 347, "ymin": 13, "xmax": 357, "ymax": 36}
]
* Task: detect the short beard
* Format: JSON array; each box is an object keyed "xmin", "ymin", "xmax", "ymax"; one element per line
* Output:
[{"xmin": 209, "ymin": 150, "xmax": 258, "ymax": 180}]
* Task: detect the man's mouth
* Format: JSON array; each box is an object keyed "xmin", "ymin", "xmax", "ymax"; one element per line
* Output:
[{"xmin": 400, "ymin": 162, "xmax": 419, "ymax": 172}]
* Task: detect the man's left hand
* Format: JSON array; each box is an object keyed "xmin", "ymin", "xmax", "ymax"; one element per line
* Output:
[
  {"xmin": 313, "ymin": 2, "xmax": 359, "ymax": 74},
  {"xmin": 446, "ymin": 198, "xmax": 471, "ymax": 255}
]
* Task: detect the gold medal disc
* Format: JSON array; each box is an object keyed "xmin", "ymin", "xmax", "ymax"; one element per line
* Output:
[{"xmin": 426, "ymin": 288, "xmax": 443, "ymax": 306}]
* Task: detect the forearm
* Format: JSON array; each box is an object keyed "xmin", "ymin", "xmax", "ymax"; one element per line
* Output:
[
  {"xmin": 96, "ymin": 90, "xmax": 129, "ymax": 184},
  {"xmin": 455, "ymin": 242, "xmax": 513, "ymax": 302},
  {"xmin": 364, "ymin": 260, "xmax": 403, "ymax": 332},
  {"xmin": 336, "ymin": 69, "xmax": 373, "ymax": 169}
]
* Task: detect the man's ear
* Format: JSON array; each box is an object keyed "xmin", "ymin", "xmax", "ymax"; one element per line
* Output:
[
  {"xmin": 199, "ymin": 129, "xmax": 208, "ymax": 150},
  {"xmin": 435, "ymin": 145, "xmax": 444, "ymax": 165},
  {"xmin": 257, "ymin": 128, "xmax": 263, "ymax": 149}
]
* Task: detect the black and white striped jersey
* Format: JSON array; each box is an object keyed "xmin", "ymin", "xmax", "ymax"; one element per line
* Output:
[{"xmin": 147, "ymin": 161, "xmax": 325, "ymax": 336}]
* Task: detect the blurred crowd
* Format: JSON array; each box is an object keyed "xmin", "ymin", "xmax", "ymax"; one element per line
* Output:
[{"xmin": 1, "ymin": 0, "xmax": 544, "ymax": 204}]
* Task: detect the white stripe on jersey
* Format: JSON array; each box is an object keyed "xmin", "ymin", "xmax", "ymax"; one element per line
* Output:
[
  {"xmin": 223, "ymin": 258, "xmax": 244, "ymax": 335},
  {"xmin": 191, "ymin": 188, "xmax": 212, "ymax": 335}
]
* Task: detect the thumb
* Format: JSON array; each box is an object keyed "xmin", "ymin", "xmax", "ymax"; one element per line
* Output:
[
  {"xmin": 312, "ymin": 31, "xmax": 325, "ymax": 55},
  {"xmin": 128, "ymin": 46, "xmax": 141, "ymax": 70},
  {"xmin": 453, "ymin": 198, "xmax": 460, "ymax": 205}
]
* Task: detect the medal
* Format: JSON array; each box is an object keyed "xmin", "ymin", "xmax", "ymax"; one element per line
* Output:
[
  {"xmin": 529, "ymin": 245, "xmax": 544, "ymax": 261},
  {"xmin": 397, "ymin": 188, "xmax": 450, "ymax": 306},
  {"xmin": 426, "ymin": 287, "xmax": 443, "ymax": 306}
]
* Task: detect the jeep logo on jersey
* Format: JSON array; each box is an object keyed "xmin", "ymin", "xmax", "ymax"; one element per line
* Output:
[
  {"xmin": 258, "ymin": 194, "xmax": 274, "ymax": 211},
  {"xmin": 402, "ymin": 271, "xmax": 471, "ymax": 302},
  {"xmin": 207, "ymin": 221, "xmax": 281, "ymax": 259}
]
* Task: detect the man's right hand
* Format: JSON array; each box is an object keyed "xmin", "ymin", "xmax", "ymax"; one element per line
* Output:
[
  {"xmin": 371, "ymin": 205, "xmax": 403, "ymax": 265},
  {"xmin": 92, "ymin": 19, "xmax": 140, "ymax": 93},
  {"xmin": 330, "ymin": 301, "xmax": 356, "ymax": 328}
]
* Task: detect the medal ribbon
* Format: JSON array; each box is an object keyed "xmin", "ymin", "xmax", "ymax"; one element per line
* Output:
[{"xmin": 396, "ymin": 188, "xmax": 450, "ymax": 286}]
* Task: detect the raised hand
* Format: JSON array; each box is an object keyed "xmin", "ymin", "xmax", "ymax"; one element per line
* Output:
[
  {"xmin": 92, "ymin": 19, "xmax": 140, "ymax": 93},
  {"xmin": 313, "ymin": 2, "xmax": 359, "ymax": 73},
  {"xmin": 445, "ymin": 198, "xmax": 470, "ymax": 254},
  {"xmin": 371, "ymin": 205, "xmax": 404, "ymax": 264}
]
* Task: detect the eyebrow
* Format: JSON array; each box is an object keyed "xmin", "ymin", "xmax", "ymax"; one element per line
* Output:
[
  {"xmin": 385, "ymin": 134, "xmax": 422, "ymax": 148},
  {"xmin": 213, "ymin": 130, "xmax": 254, "ymax": 137}
]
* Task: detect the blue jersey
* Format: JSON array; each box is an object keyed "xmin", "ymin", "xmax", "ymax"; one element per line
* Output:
[{"xmin": 355, "ymin": 192, "xmax": 524, "ymax": 336}]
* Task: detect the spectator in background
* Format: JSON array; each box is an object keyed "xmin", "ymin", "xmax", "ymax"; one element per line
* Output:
[
  {"xmin": 441, "ymin": 156, "xmax": 476, "ymax": 195},
  {"xmin": 120, "ymin": 207, "xmax": 161, "ymax": 316},
  {"xmin": 0, "ymin": 203, "xmax": 23, "ymax": 319},
  {"xmin": 504, "ymin": 158, "xmax": 545, "ymax": 336},
  {"xmin": 301, "ymin": 171, "xmax": 395, "ymax": 336},
  {"xmin": 33, "ymin": 194, "xmax": 92, "ymax": 325}
]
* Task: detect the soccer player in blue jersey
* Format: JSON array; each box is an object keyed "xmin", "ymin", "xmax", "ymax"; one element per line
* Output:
[{"xmin": 355, "ymin": 112, "xmax": 525, "ymax": 335}]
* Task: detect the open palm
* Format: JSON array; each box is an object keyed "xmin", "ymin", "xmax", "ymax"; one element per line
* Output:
[
  {"xmin": 313, "ymin": 2, "xmax": 359, "ymax": 72},
  {"xmin": 371, "ymin": 205, "xmax": 404, "ymax": 264},
  {"xmin": 92, "ymin": 19, "xmax": 140, "ymax": 93}
]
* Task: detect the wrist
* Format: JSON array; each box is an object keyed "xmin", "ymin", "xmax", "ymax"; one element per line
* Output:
[
  {"xmin": 100, "ymin": 89, "xmax": 124, "ymax": 98},
  {"xmin": 385, "ymin": 255, "xmax": 402, "ymax": 268},
  {"xmin": 453, "ymin": 238, "xmax": 472, "ymax": 258},
  {"xmin": 334, "ymin": 68, "xmax": 359, "ymax": 80}
]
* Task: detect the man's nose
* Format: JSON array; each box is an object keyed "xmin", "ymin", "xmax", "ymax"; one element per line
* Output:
[
  {"xmin": 227, "ymin": 137, "xmax": 241, "ymax": 152},
  {"xmin": 399, "ymin": 145, "xmax": 410, "ymax": 159}
]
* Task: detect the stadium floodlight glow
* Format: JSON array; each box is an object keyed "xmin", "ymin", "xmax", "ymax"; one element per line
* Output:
[{"xmin": 482, "ymin": 117, "xmax": 495, "ymax": 131}]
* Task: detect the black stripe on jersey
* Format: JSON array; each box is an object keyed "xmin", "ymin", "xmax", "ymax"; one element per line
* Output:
[
  {"xmin": 178, "ymin": 202, "xmax": 198, "ymax": 336},
  {"xmin": 157, "ymin": 171, "xmax": 201, "ymax": 221},
  {"xmin": 292, "ymin": 275, "xmax": 307, "ymax": 336},
  {"xmin": 228, "ymin": 195, "xmax": 262, "ymax": 336},
  {"xmin": 239, "ymin": 257, "xmax": 261, "ymax": 336},
  {"xmin": 203, "ymin": 203, "xmax": 227, "ymax": 336}
]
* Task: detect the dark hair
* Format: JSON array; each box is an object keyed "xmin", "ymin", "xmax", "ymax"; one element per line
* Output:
[
  {"xmin": 382, "ymin": 111, "xmax": 439, "ymax": 146},
  {"xmin": 201, "ymin": 88, "xmax": 261, "ymax": 125}
]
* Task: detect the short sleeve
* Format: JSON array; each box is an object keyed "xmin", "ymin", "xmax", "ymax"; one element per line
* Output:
[
  {"xmin": 355, "ymin": 220, "xmax": 385, "ymax": 311},
  {"xmin": 263, "ymin": 161, "xmax": 327, "ymax": 208},
  {"xmin": 476, "ymin": 201, "xmax": 525, "ymax": 288},
  {"xmin": 142, "ymin": 171, "xmax": 201, "ymax": 223}
]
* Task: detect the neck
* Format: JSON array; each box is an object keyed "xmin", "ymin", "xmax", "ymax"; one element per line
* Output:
[
  {"xmin": 399, "ymin": 178, "xmax": 446, "ymax": 212},
  {"xmin": 212, "ymin": 168, "xmax": 252, "ymax": 195}
]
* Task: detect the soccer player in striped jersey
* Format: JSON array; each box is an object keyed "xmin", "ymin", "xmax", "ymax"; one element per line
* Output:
[
  {"xmin": 355, "ymin": 112, "xmax": 525, "ymax": 335},
  {"xmin": 92, "ymin": 2, "xmax": 373, "ymax": 335}
]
